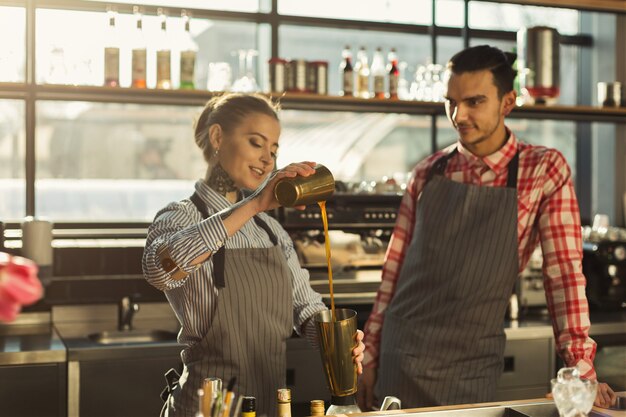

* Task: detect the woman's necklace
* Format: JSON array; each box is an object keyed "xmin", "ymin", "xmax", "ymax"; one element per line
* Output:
[{"xmin": 207, "ymin": 163, "xmax": 238, "ymax": 196}]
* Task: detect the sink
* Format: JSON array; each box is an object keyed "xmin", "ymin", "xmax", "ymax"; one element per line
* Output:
[{"xmin": 87, "ymin": 329, "xmax": 177, "ymax": 345}]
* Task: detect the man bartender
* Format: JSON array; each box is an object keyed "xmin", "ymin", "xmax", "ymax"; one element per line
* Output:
[{"xmin": 357, "ymin": 45, "xmax": 617, "ymax": 410}]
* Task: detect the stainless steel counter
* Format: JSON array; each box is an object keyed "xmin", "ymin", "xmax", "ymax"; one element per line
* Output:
[{"xmin": 0, "ymin": 312, "xmax": 66, "ymax": 365}]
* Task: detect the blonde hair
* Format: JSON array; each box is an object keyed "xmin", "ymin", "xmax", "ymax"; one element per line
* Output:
[{"xmin": 194, "ymin": 93, "xmax": 280, "ymax": 162}]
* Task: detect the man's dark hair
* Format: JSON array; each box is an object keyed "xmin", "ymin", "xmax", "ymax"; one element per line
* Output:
[{"xmin": 447, "ymin": 45, "xmax": 517, "ymax": 98}]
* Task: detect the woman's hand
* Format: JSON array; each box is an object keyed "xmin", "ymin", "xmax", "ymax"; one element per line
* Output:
[
  {"xmin": 252, "ymin": 161, "xmax": 317, "ymax": 213},
  {"xmin": 353, "ymin": 329, "xmax": 365, "ymax": 375}
]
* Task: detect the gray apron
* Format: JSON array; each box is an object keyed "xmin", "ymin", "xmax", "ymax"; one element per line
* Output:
[
  {"xmin": 165, "ymin": 192, "xmax": 293, "ymax": 417},
  {"xmin": 377, "ymin": 148, "xmax": 519, "ymax": 407}
]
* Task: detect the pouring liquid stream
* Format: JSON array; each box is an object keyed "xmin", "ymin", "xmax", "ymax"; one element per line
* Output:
[{"xmin": 318, "ymin": 201, "xmax": 336, "ymax": 322}]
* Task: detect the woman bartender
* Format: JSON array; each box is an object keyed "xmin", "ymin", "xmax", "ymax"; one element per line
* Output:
[{"xmin": 143, "ymin": 93, "xmax": 365, "ymax": 417}]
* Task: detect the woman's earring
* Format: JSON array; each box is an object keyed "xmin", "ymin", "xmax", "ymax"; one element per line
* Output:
[{"xmin": 213, "ymin": 149, "xmax": 219, "ymax": 159}]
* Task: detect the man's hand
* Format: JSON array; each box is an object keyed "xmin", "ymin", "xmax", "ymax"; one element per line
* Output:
[
  {"xmin": 594, "ymin": 382, "xmax": 617, "ymax": 408},
  {"xmin": 357, "ymin": 367, "xmax": 377, "ymax": 411}
]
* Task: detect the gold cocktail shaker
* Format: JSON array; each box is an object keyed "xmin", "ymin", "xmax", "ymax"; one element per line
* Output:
[
  {"xmin": 313, "ymin": 308, "xmax": 358, "ymax": 397},
  {"xmin": 274, "ymin": 164, "xmax": 335, "ymax": 207}
]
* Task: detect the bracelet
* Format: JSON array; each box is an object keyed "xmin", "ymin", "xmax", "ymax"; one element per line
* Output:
[{"xmin": 156, "ymin": 244, "xmax": 189, "ymax": 281}]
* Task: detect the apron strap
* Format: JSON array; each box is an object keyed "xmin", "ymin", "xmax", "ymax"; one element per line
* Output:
[
  {"xmin": 505, "ymin": 151, "xmax": 519, "ymax": 189},
  {"xmin": 427, "ymin": 148, "xmax": 458, "ymax": 182},
  {"xmin": 188, "ymin": 191, "xmax": 279, "ymax": 289}
]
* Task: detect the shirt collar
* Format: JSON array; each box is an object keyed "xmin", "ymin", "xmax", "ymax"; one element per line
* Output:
[
  {"xmin": 455, "ymin": 127, "xmax": 518, "ymax": 174},
  {"xmin": 194, "ymin": 179, "xmax": 233, "ymax": 212}
]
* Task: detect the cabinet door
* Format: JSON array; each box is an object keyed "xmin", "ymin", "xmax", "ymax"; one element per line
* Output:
[
  {"xmin": 80, "ymin": 355, "xmax": 182, "ymax": 417},
  {"xmin": 495, "ymin": 338, "xmax": 553, "ymax": 401},
  {"xmin": 0, "ymin": 363, "xmax": 66, "ymax": 417}
]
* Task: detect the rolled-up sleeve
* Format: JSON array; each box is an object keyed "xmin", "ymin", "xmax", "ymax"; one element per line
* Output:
[{"xmin": 143, "ymin": 201, "xmax": 229, "ymax": 291}]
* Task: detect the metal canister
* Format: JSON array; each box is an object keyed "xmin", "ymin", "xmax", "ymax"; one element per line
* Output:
[
  {"xmin": 268, "ymin": 57, "xmax": 287, "ymax": 93},
  {"xmin": 517, "ymin": 26, "xmax": 560, "ymax": 103},
  {"xmin": 286, "ymin": 59, "xmax": 307, "ymax": 92},
  {"xmin": 306, "ymin": 61, "xmax": 317, "ymax": 93},
  {"xmin": 309, "ymin": 61, "xmax": 328, "ymax": 95},
  {"xmin": 274, "ymin": 164, "xmax": 335, "ymax": 207}
]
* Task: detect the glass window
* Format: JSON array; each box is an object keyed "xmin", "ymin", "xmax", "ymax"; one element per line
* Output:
[
  {"xmin": 35, "ymin": 101, "xmax": 207, "ymax": 221},
  {"xmin": 0, "ymin": 6, "xmax": 26, "ymax": 83},
  {"xmin": 83, "ymin": 0, "xmax": 260, "ymax": 13},
  {"xmin": 36, "ymin": 8, "xmax": 267, "ymax": 90},
  {"xmin": 279, "ymin": 25, "xmax": 431, "ymax": 96},
  {"xmin": 278, "ymin": 111, "xmax": 432, "ymax": 185},
  {"xmin": 0, "ymin": 100, "xmax": 26, "ymax": 221},
  {"xmin": 469, "ymin": 2, "xmax": 579, "ymax": 35},
  {"xmin": 437, "ymin": 36, "xmax": 464, "ymax": 66},
  {"xmin": 436, "ymin": 0, "xmax": 465, "ymax": 28},
  {"xmin": 278, "ymin": 0, "xmax": 431, "ymax": 25}
]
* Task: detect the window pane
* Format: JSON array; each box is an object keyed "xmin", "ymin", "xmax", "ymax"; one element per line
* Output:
[
  {"xmin": 469, "ymin": 2, "xmax": 579, "ymax": 35},
  {"xmin": 279, "ymin": 111, "xmax": 432, "ymax": 184},
  {"xmin": 437, "ymin": 36, "xmax": 464, "ymax": 66},
  {"xmin": 279, "ymin": 25, "xmax": 431, "ymax": 96},
  {"xmin": 436, "ymin": 0, "xmax": 464, "ymax": 28},
  {"xmin": 0, "ymin": 100, "xmax": 26, "ymax": 221},
  {"xmin": 83, "ymin": 0, "xmax": 259, "ymax": 13},
  {"xmin": 36, "ymin": 101, "xmax": 207, "ymax": 221},
  {"xmin": 36, "ymin": 9, "xmax": 267, "ymax": 90},
  {"xmin": 0, "ymin": 6, "xmax": 26, "ymax": 82},
  {"xmin": 278, "ymin": 0, "xmax": 431, "ymax": 25}
]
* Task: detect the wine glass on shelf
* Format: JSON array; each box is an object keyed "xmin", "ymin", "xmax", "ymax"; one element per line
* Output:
[{"xmin": 231, "ymin": 49, "xmax": 259, "ymax": 93}]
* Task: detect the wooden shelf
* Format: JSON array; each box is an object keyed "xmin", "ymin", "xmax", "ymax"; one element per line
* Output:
[
  {"xmin": 479, "ymin": 0, "xmax": 626, "ymax": 14},
  {"xmin": 1, "ymin": 83, "xmax": 625, "ymax": 123}
]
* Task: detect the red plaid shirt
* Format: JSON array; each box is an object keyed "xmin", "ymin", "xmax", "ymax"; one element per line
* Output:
[{"xmin": 363, "ymin": 130, "xmax": 597, "ymax": 379}]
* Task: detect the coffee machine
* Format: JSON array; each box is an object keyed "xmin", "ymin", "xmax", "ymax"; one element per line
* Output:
[{"xmin": 582, "ymin": 237, "xmax": 626, "ymax": 311}]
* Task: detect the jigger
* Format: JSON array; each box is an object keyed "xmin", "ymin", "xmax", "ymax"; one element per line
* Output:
[{"xmin": 314, "ymin": 308, "xmax": 358, "ymax": 397}]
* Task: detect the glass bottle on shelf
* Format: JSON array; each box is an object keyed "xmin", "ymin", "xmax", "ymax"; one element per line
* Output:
[
  {"xmin": 179, "ymin": 10, "xmax": 197, "ymax": 90},
  {"xmin": 156, "ymin": 8, "xmax": 172, "ymax": 89},
  {"xmin": 371, "ymin": 47, "xmax": 386, "ymax": 99},
  {"xmin": 131, "ymin": 6, "xmax": 147, "ymax": 88},
  {"xmin": 103, "ymin": 6, "xmax": 120, "ymax": 87},
  {"xmin": 354, "ymin": 46, "xmax": 370, "ymax": 99},
  {"xmin": 387, "ymin": 48, "xmax": 399, "ymax": 100},
  {"xmin": 339, "ymin": 45, "xmax": 354, "ymax": 97},
  {"xmin": 276, "ymin": 388, "xmax": 291, "ymax": 417}
]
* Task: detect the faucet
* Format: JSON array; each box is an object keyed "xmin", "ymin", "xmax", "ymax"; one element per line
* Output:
[{"xmin": 118, "ymin": 296, "xmax": 140, "ymax": 331}]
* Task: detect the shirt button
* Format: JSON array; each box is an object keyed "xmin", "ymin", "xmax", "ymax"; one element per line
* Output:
[{"xmin": 215, "ymin": 240, "xmax": 223, "ymax": 247}]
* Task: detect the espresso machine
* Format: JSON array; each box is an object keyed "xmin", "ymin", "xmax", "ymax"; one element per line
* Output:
[{"xmin": 582, "ymin": 230, "xmax": 626, "ymax": 311}]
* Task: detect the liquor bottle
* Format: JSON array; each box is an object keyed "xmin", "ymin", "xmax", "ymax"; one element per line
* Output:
[
  {"xmin": 156, "ymin": 8, "xmax": 172, "ymax": 89},
  {"xmin": 103, "ymin": 6, "xmax": 120, "ymax": 87},
  {"xmin": 131, "ymin": 6, "xmax": 147, "ymax": 88},
  {"xmin": 354, "ymin": 46, "xmax": 370, "ymax": 99},
  {"xmin": 179, "ymin": 10, "xmax": 197, "ymax": 90},
  {"xmin": 339, "ymin": 45, "xmax": 353, "ymax": 97},
  {"xmin": 387, "ymin": 48, "xmax": 399, "ymax": 100},
  {"xmin": 241, "ymin": 396, "xmax": 256, "ymax": 417},
  {"xmin": 371, "ymin": 47, "xmax": 386, "ymax": 99},
  {"xmin": 309, "ymin": 400, "xmax": 325, "ymax": 417},
  {"xmin": 276, "ymin": 388, "xmax": 291, "ymax": 417}
]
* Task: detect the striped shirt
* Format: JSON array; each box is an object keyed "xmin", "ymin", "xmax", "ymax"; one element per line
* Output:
[
  {"xmin": 142, "ymin": 179, "xmax": 326, "ymax": 348},
  {"xmin": 364, "ymin": 130, "xmax": 597, "ymax": 379}
]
